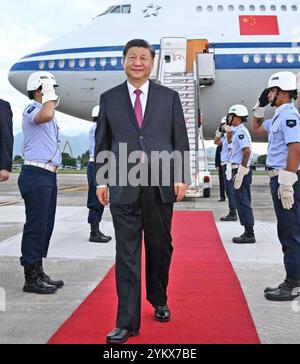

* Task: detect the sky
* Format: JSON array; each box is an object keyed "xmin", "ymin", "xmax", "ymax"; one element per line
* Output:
[{"xmin": 0, "ymin": 0, "xmax": 268, "ymax": 154}]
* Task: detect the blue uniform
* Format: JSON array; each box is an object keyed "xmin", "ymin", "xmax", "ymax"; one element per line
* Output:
[
  {"xmin": 263, "ymin": 103, "xmax": 300, "ymax": 280},
  {"xmin": 87, "ymin": 123, "xmax": 104, "ymax": 224},
  {"xmin": 18, "ymin": 102, "xmax": 61, "ymax": 267},
  {"xmin": 221, "ymin": 136, "xmax": 237, "ymax": 210},
  {"xmin": 230, "ymin": 124, "xmax": 254, "ymax": 229}
]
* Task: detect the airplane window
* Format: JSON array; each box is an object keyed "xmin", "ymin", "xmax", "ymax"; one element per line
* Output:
[
  {"xmin": 270, "ymin": 5, "xmax": 276, "ymax": 11},
  {"xmin": 281, "ymin": 5, "xmax": 287, "ymax": 11},
  {"xmin": 69, "ymin": 59, "xmax": 76, "ymax": 68},
  {"xmin": 239, "ymin": 5, "xmax": 245, "ymax": 11},
  {"xmin": 207, "ymin": 5, "xmax": 213, "ymax": 12},
  {"xmin": 254, "ymin": 54, "xmax": 261, "ymax": 64},
  {"xmin": 110, "ymin": 58, "xmax": 118, "ymax": 67},
  {"xmin": 79, "ymin": 59, "xmax": 86, "ymax": 68},
  {"xmin": 38, "ymin": 61, "xmax": 45, "ymax": 70},
  {"xmin": 249, "ymin": 5, "xmax": 255, "ymax": 11},
  {"xmin": 58, "ymin": 60, "xmax": 65, "ymax": 69},
  {"xmin": 228, "ymin": 5, "xmax": 234, "ymax": 11},
  {"xmin": 287, "ymin": 54, "xmax": 295, "ymax": 63},
  {"xmin": 265, "ymin": 54, "xmax": 272, "ymax": 64},
  {"xmin": 122, "ymin": 5, "xmax": 131, "ymax": 13},
  {"xmin": 243, "ymin": 55, "xmax": 250, "ymax": 64},
  {"xmin": 196, "ymin": 6, "xmax": 203, "ymax": 12},
  {"xmin": 260, "ymin": 5, "xmax": 266, "ymax": 11},
  {"xmin": 111, "ymin": 6, "xmax": 121, "ymax": 13},
  {"xmin": 89, "ymin": 58, "xmax": 96, "ymax": 67},
  {"xmin": 291, "ymin": 5, "xmax": 298, "ymax": 11},
  {"xmin": 100, "ymin": 58, "xmax": 107, "ymax": 67},
  {"xmin": 48, "ymin": 60, "xmax": 55, "ymax": 69},
  {"xmin": 276, "ymin": 54, "xmax": 283, "ymax": 63},
  {"xmin": 218, "ymin": 5, "xmax": 224, "ymax": 11}
]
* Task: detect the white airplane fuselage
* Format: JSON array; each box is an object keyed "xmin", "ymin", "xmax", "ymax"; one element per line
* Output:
[{"xmin": 8, "ymin": 0, "xmax": 300, "ymax": 140}]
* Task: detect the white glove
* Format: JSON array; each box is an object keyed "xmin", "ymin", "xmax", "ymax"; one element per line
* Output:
[
  {"xmin": 41, "ymin": 80, "xmax": 60, "ymax": 107},
  {"xmin": 225, "ymin": 163, "xmax": 232, "ymax": 181},
  {"xmin": 278, "ymin": 170, "xmax": 298, "ymax": 210},
  {"xmin": 252, "ymin": 101, "xmax": 266, "ymax": 119},
  {"xmin": 234, "ymin": 165, "xmax": 250, "ymax": 189},
  {"xmin": 215, "ymin": 131, "xmax": 223, "ymax": 139},
  {"xmin": 225, "ymin": 125, "xmax": 234, "ymax": 133}
]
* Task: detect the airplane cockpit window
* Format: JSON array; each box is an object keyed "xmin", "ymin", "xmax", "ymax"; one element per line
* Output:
[{"xmin": 97, "ymin": 5, "xmax": 131, "ymax": 17}]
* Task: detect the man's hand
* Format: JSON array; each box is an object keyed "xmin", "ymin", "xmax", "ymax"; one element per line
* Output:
[
  {"xmin": 225, "ymin": 125, "xmax": 234, "ymax": 133},
  {"xmin": 174, "ymin": 183, "xmax": 187, "ymax": 202},
  {"xmin": 278, "ymin": 170, "xmax": 298, "ymax": 210},
  {"xmin": 41, "ymin": 80, "xmax": 60, "ymax": 107},
  {"xmin": 96, "ymin": 187, "xmax": 109, "ymax": 206},
  {"xmin": 0, "ymin": 170, "xmax": 10, "ymax": 182},
  {"xmin": 234, "ymin": 165, "xmax": 249, "ymax": 189},
  {"xmin": 253, "ymin": 89, "xmax": 269, "ymax": 118}
]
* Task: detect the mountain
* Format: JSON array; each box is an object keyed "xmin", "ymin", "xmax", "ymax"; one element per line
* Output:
[{"xmin": 13, "ymin": 132, "xmax": 89, "ymax": 158}]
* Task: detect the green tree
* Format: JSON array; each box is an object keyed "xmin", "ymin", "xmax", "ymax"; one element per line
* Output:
[
  {"xmin": 80, "ymin": 150, "xmax": 90, "ymax": 169},
  {"xmin": 62, "ymin": 153, "xmax": 77, "ymax": 167},
  {"xmin": 257, "ymin": 155, "xmax": 267, "ymax": 165},
  {"xmin": 13, "ymin": 155, "xmax": 24, "ymax": 164}
]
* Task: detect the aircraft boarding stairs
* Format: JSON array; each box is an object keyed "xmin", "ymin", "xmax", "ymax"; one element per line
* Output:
[{"xmin": 156, "ymin": 38, "xmax": 214, "ymax": 198}]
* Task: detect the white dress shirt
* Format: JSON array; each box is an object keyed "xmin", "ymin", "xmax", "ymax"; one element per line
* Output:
[{"xmin": 127, "ymin": 80, "xmax": 150, "ymax": 117}]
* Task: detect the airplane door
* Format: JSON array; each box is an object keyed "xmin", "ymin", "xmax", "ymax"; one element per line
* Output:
[
  {"xmin": 187, "ymin": 40, "xmax": 209, "ymax": 73},
  {"xmin": 160, "ymin": 38, "xmax": 187, "ymax": 73}
]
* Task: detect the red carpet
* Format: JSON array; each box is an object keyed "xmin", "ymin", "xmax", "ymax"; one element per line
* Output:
[{"xmin": 49, "ymin": 211, "xmax": 260, "ymax": 344}]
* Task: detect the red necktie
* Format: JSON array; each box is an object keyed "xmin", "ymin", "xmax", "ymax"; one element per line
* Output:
[{"xmin": 134, "ymin": 89, "xmax": 143, "ymax": 128}]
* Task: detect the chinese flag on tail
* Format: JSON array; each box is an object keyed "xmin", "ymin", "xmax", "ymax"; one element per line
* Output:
[{"xmin": 239, "ymin": 15, "xmax": 279, "ymax": 35}]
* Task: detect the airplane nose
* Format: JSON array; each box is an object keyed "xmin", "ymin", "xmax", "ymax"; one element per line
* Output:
[{"xmin": 8, "ymin": 62, "xmax": 27, "ymax": 94}]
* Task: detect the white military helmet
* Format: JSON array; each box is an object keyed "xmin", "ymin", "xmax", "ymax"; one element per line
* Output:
[
  {"xmin": 228, "ymin": 104, "xmax": 249, "ymax": 118},
  {"xmin": 92, "ymin": 105, "xmax": 100, "ymax": 118},
  {"xmin": 268, "ymin": 71, "xmax": 297, "ymax": 91},
  {"xmin": 27, "ymin": 71, "xmax": 58, "ymax": 91},
  {"xmin": 220, "ymin": 116, "xmax": 227, "ymax": 124}
]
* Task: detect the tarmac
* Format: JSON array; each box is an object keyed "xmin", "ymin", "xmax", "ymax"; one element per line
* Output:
[{"xmin": 0, "ymin": 173, "xmax": 300, "ymax": 344}]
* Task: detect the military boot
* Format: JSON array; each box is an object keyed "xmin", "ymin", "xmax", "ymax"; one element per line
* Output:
[
  {"xmin": 220, "ymin": 209, "xmax": 238, "ymax": 222},
  {"xmin": 23, "ymin": 263, "xmax": 57, "ymax": 294},
  {"xmin": 233, "ymin": 227, "xmax": 256, "ymax": 244},
  {"xmin": 90, "ymin": 223, "xmax": 112, "ymax": 243},
  {"xmin": 265, "ymin": 278, "xmax": 300, "ymax": 301},
  {"xmin": 38, "ymin": 261, "xmax": 64, "ymax": 289},
  {"xmin": 264, "ymin": 276, "xmax": 288, "ymax": 294}
]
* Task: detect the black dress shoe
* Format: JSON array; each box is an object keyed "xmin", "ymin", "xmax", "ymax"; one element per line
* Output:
[
  {"xmin": 106, "ymin": 328, "xmax": 139, "ymax": 344},
  {"xmin": 90, "ymin": 231, "xmax": 112, "ymax": 243},
  {"xmin": 265, "ymin": 279, "xmax": 300, "ymax": 301},
  {"xmin": 154, "ymin": 305, "xmax": 171, "ymax": 323},
  {"xmin": 219, "ymin": 198, "xmax": 226, "ymax": 202}
]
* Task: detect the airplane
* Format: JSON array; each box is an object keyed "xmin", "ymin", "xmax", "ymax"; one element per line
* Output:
[{"xmin": 8, "ymin": 0, "xmax": 300, "ymax": 141}]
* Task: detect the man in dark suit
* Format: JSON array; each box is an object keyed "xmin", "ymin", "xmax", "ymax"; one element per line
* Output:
[
  {"xmin": 215, "ymin": 144, "xmax": 226, "ymax": 202},
  {"xmin": 0, "ymin": 99, "xmax": 13, "ymax": 182},
  {"xmin": 95, "ymin": 39, "xmax": 190, "ymax": 344}
]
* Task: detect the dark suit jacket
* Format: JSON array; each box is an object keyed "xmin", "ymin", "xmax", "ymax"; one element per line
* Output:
[
  {"xmin": 215, "ymin": 145, "xmax": 222, "ymax": 168},
  {"xmin": 0, "ymin": 99, "xmax": 13, "ymax": 172},
  {"xmin": 94, "ymin": 80, "xmax": 190, "ymax": 205}
]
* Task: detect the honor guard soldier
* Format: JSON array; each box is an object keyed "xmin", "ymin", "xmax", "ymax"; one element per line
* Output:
[
  {"xmin": 215, "ymin": 117, "xmax": 238, "ymax": 221},
  {"xmin": 18, "ymin": 71, "xmax": 64, "ymax": 294},
  {"xmin": 87, "ymin": 106, "xmax": 112, "ymax": 243},
  {"xmin": 226, "ymin": 105, "xmax": 256, "ymax": 244},
  {"xmin": 252, "ymin": 71, "xmax": 300, "ymax": 301}
]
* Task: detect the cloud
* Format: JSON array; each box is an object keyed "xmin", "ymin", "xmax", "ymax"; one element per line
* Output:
[{"xmin": 1, "ymin": 0, "xmax": 111, "ymax": 135}]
